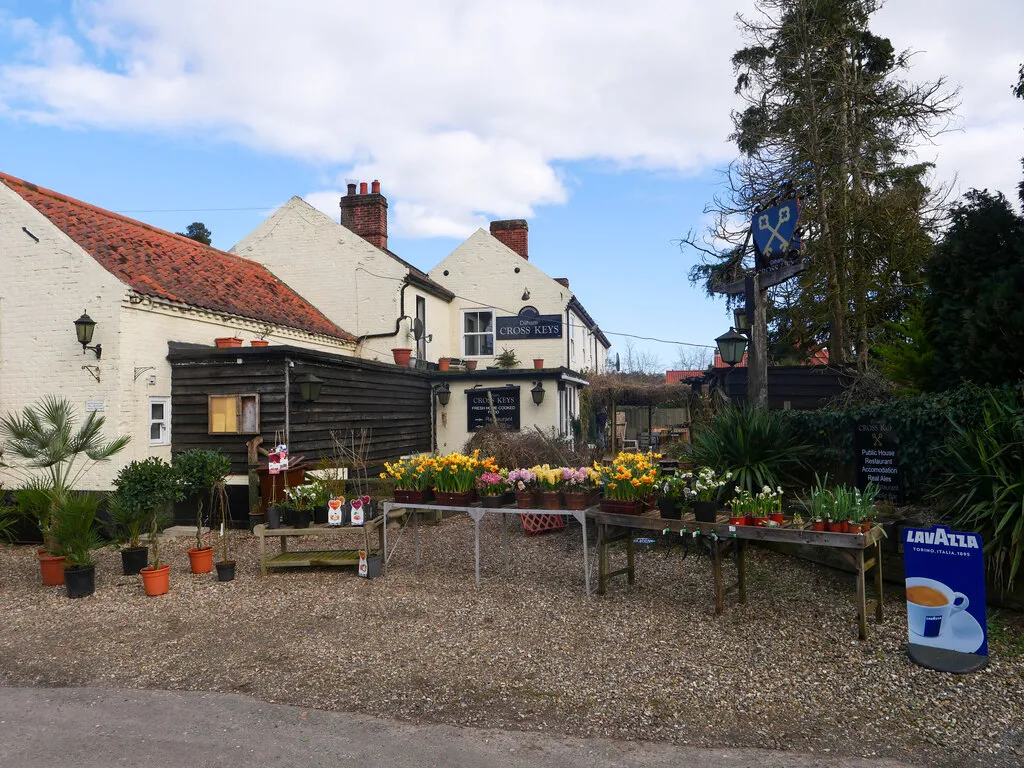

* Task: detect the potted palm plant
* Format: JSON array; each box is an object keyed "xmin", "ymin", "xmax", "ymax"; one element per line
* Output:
[
  {"xmin": 50, "ymin": 491, "xmax": 102, "ymax": 599},
  {"xmin": 12, "ymin": 483, "xmax": 66, "ymax": 585},
  {"xmin": 111, "ymin": 458, "xmax": 183, "ymax": 575},
  {"xmin": 0, "ymin": 396, "xmax": 129, "ymax": 585}
]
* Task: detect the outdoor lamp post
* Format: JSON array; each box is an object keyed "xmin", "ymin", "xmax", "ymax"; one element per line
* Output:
[
  {"xmin": 531, "ymin": 381, "xmax": 545, "ymax": 405},
  {"xmin": 435, "ymin": 381, "xmax": 451, "ymax": 407},
  {"xmin": 716, "ymin": 328, "xmax": 748, "ymax": 367},
  {"xmin": 733, "ymin": 306, "xmax": 749, "ymax": 335},
  {"xmin": 296, "ymin": 373, "xmax": 323, "ymax": 403},
  {"xmin": 73, "ymin": 311, "xmax": 102, "ymax": 359}
]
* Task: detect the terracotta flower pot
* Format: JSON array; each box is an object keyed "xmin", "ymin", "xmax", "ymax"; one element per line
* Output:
[
  {"xmin": 812, "ymin": 520, "xmax": 826, "ymax": 532},
  {"xmin": 770, "ymin": 512, "xmax": 785, "ymax": 524},
  {"xmin": 437, "ymin": 358, "xmax": 451, "ymax": 372},
  {"xmin": 465, "ymin": 360, "xmax": 477, "ymax": 370},
  {"xmin": 38, "ymin": 551, "xmax": 67, "ymax": 586},
  {"xmin": 434, "ymin": 491, "xmax": 474, "ymax": 506},
  {"xmin": 533, "ymin": 359, "xmax": 544, "ymax": 369},
  {"xmin": 599, "ymin": 498, "xmax": 644, "ymax": 516},
  {"xmin": 752, "ymin": 516, "xmax": 770, "ymax": 527},
  {"xmin": 392, "ymin": 348, "xmax": 412, "ymax": 366},
  {"xmin": 215, "ymin": 337, "xmax": 243, "ymax": 348},
  {"xmin": 728, "ymin": 516, "xmax": 746, "ymax": 526},
  {"xmin": 250, "ymin": 340, "xmax": 269, "ymax": 347},
  {"xmin": 826, "ymin": 521, "xmax": 845, "ymax": 533},
  {"xmin": 140, "ymin": 564, "xmax": 170, "ymax": 596},
  {"xmin": 188, "ymin": 546, "xmax": 214, "ymax": 574}
]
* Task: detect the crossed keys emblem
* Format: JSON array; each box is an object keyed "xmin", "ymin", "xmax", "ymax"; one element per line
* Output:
[
  {"xmin": 873, "ymin": 433, "xmax": 884, "ymax": 448},
  {"xmin": 757, "ymin": 205, "xmax": 792, "ymax": 256}
]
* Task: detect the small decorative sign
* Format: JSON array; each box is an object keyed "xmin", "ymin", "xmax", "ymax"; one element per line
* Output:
[
  {"xmin": 350, "ymin": 498, "xmax": 364, "ymax": 526},
  {"xmin": 327, "ymin": 497, "xmax": 345, "ymax": 526},
  {"xmin": 467, "ymin": 387, "xmax": 521, "ymax": 431},
  {"xmin": 85, "ymin": 399, "xmax": 105, "ymax": 412},
  {"xmin": 904, "ymin": 525, "xmax": 988, "ymax": 672},
  {"xmin": 268, "ymin": 444, "xmax": 289, "ymax": 475},
  {"xmin": 496, "ymin": 306, "xmax": 562, "ymax": 340},
  {"xmin": 854, "ymin": 420, "xmax": 903, "ymax": 505},
  {"xmin": 358, "ymin": 550, "xmax": 368, "ymax": 577}
]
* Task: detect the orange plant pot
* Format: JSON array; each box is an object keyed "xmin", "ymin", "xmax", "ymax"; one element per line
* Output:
[
  {"xmin": 38, "ymin": 551, "xmax": 67, "ymax": 586},
  {"xmin": 465, "ymin": 360, "xmax": 477, "ymax": 370},
  {"xmin": 188, "ymin": 546, "xmax": 214, "ymax": 574},
  {"xmin": 391, "ymin": 348, "xmax": 412, "ymax": 366},
  {"xmin": 140, "ymin": 564, "xmax": 170, "ymax": 596},
  {"xmin": 437, "ymin": 358, "xmax": 451, "ymax": 371},
  {"xmin": 533, "ymin": 359, "xmax": 544, "ymax": 369},
  {"xmin": 215, "ymin": 337, "xmax": 243, "ymax": 348},
  {"xmin": 250, "ymin": 340, "xmax": 270, "ymax": 347}
]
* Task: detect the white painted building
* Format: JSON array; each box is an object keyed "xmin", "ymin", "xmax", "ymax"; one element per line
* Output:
[{"xmin": 0, "ymin": 172, "xmax": 355, "ymax": 490}]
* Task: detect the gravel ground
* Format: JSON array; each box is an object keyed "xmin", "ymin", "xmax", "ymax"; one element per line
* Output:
[{"xmin": 1, "ymin": 513, "xmax": 1022, "ymax": 767}]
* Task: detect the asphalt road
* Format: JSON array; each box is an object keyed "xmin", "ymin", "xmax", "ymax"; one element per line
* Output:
[{"xmin": 0, "ymin": 686, "xmax": 923, "ymax": 768}]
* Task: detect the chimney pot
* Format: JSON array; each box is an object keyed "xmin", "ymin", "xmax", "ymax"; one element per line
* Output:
[
  {"xmin": 341, "ymin": 180, "xmax": 389, "ymax": 250},
  {"xmin": 359, "ymin": 182, "xmax": 368, "ymax": 195},
  {"xmin": 371, "ymin": 180, "xmax": 381, "ymax": 194},
  {"xmin": 489, "ymin": 219, "xmax": 529, "ymax": 260},
  {"xmin": 346, "ymin": 183, "xmax": 357, "ymax": 196},
  {"xmin": 555, "ymin": 278, "xmax": 569, "ymax": 289}
]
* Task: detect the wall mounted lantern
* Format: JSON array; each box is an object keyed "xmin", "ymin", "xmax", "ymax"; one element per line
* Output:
[
  {"xmin": 521, "ymin": 288, "xmax": 531, "ymax": 301},
  {"xmin": 715, "ymin": 328, "xmax": 748, "ymax": 367},
  {"xmin": 531, "ymin": 381, "xmax": 545, "ymax": 405},
  {"xmin": 435, "ymin": 381, "xmax": 451, "ymax": 407},
  {"xmin": 733, "ymin": 306, "xmax": 749, "ymax": 335},
  {"xmin": 296, "ymin": 372, "xmax": 324, "ymax": 403},
  {"xmin": 74, "ymin": 311, "xmax": 102, "ymax": 359}
]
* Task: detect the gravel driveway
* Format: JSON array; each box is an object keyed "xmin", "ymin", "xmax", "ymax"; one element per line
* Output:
[{"xmin": 1, "ymin": 512, "xmax": 1021, "ymax": 767}]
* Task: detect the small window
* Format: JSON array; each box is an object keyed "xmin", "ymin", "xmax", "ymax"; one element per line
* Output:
[
  {"xmin": 149, "ymin": 397, "xmax": 170, "ymax": 446},
  {"xmin": 463, "ymin": 310, "xmax": 494, "ymax": 357},
  {"xmin": 208, "ymin": 394, "xmax": 260, "ymax": 434}
]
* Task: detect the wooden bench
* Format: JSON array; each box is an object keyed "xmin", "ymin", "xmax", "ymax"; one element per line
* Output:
[{"xmin": 255, "ymin": 517, "xmax": 385, "ymax": 576}]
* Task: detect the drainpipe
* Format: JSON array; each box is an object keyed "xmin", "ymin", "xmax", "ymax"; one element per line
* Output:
[
  {"xmin": 356, "ymin": 276, "xmax": 413, "ymax": 347},
  {"xmin": 284, "ymin": 358, "xmax": 291, "ymax": 447}
]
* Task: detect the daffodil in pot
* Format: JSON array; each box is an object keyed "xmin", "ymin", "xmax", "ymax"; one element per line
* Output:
[
  {"xmin": 432, "ymin": 451, "xmax": 485, "ymax": 506},
  {"xmin": 596, "ymin": 452, "xmax": 660, "ymax": 515},
  {"xmin": 533, "ymin": 464, "xmax": 563, "ymax": 510},
  {"xmin": 382, "ymin": 456, "xmax": 436, "ymax": 504}
]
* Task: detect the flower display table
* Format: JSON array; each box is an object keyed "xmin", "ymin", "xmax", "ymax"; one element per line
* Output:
[{"xmin": 254, "ymin": 518, "xmax": 385, "ymax": 576}]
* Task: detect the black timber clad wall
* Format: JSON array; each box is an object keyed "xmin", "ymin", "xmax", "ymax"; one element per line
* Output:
[
  {"xmin": 721, "ymin": 366, "xmax": 850, "ymax": 410},
  {"xmin": 169, "ymin": 350, "xmax": 432, "ymax": 475}
]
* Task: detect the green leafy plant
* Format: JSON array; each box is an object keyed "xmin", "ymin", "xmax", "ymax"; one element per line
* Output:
[
  {"xmin": 49, "ymin": 492, "xmax": 103, "ymax": 568},
  {"xmin": 172, "ymin": 450, "xmax": 231, "ymax": 550},
  {"xmin": 495, "ymin": 347, "xmax": 520, "ymax": 369},
  {"xmin": 112, "ymin": 458, "xmax": 183, "ymax": 549},
  {"xmin": 931, "ymin": 389, "xmax": 1024, "ymax": 593},
  {"xmin": 691, "ymin": 407, "xmax": 811, "ymax": 494},
  {"xmin": 12, "ymin": 481, "xmax": 60, "ymax": 552}
]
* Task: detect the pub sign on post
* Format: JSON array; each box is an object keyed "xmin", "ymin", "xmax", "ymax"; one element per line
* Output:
[{"xmin": 467, "ymin": 387, "xmax": 521, "ymax": 431}]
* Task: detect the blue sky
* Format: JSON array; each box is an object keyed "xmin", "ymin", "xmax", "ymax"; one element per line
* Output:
[{"xmin": 2, "ymin": 1, "xmax": 1022, "ymax": 370}]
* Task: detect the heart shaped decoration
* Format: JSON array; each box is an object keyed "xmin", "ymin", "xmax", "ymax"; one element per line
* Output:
[
  {"xmin": 328, "ymin": 498, "xmax": 343, "ymax": 511},
  {"xmin": 350, "ymin": 498, "xmax": 363, "ymax": 511},
  {"xmin": 361, "ymin": 495, "xmax": 371, "ymax": 506}
]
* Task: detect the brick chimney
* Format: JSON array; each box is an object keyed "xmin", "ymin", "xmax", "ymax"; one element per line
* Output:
[
  {"xmin": 340, "ymin": 180, "xmax": 388, "ymax": 250},
  {"xmin": 490, "ymin": 219, "xmax": 528, "ymax": 259},
  {"xmin": 554, "ymin": 278, "xmax": 569, "ymax": 289}
]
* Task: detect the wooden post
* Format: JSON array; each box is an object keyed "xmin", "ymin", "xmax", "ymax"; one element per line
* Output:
[
  {"xmin": 246, "ymin": 436, "xmax": 263, "ymax": 515},
  {"xmin": 748, "ymin": 274, "xmax": 768, "ymax": 409},
  {"xmin": 610, "ymin": 400, "xmax": 617, "ymax": 457}
]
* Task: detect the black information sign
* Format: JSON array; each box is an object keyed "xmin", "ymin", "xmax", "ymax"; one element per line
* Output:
[
  {"xmin": 496, "ymin": 306, "xmax": 562, "ymax": 340},
  {"xmin": 467, "ymin": 387, "xmax": 520, "ymax": 431},
  {"xmin": 855, "ymin": 419, "xmax": 903, "ymax": 505}
]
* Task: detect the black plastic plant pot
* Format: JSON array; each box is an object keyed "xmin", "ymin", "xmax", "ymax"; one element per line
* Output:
[
  {"xmin": 693, "ymin": 501, "xmax": 718, "ymax": 522},
  {"xmin": 121, "ymin": 546, "xmax": 149, "ymax": 575},
  {"xmin": 215, "ymin": 561, "xmax": 236, "ymax": 582},
  {"xmin": 266, "ymin": 507, "xmax": 281, "ymax": 529},
  {"xmin": 657, "ymin": 496, "xmax": 682, "ymax": 520},
  {"xmin": 248, "ymin": 513, "xmax": 266, "ymax": 532},
  {"xmin": 365, "ymin": 555, "xmax": 382, "ymax": 579},
  {"xmin": 64, "ymin": 565, "xmax": 95, "ymax": 598},
  {"xmin": 293, "ymin": 510, "xmax": 312, "ymax": 529},
  {"xmin": 313, "ymin": 505, "xmax": 329, "ymax": 525}
]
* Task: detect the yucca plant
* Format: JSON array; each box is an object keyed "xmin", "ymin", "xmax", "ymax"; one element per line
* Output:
[
  {"xmin": 691, "ymin": 407, "xmax": 812, "ymax": 494},
  {"xmin": 931, "ymin": 389, "xmax": 1024, "ymax": 593}
]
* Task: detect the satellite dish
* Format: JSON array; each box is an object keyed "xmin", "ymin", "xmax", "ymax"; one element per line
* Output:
[
  {"xmin": 413, "ymin": 317, "xmax": 425, "ymax": 341},
  {"xmin": 615, "ymin": 353, "xmax": 621, "ymax": 372}
]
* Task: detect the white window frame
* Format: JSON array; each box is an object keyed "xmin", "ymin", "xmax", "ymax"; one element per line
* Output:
[
  {"xmin": 149, "ymin": 397, "xmax": 171, "ymax": 446},
  {"xmin": 461, "ymin": 309, "xmax": 495, "ymax": 358}
]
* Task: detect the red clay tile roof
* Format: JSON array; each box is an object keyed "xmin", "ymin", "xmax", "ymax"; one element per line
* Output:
[
  {"xmin": 665, "ymin": 369, "xmax": 707, "ymax": 384},
  {"xmin": 0, "ymin": 172, "xmax": 354, "ymax": 342}
]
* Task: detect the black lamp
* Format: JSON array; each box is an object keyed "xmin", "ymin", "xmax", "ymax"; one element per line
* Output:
[
  {"xmin": 733, "ymin": 306, "xmax": 749, "ymax": 335},
  {"xmin": 435, "ymin": 381, "xmax": 451, "ymax": 407},
  {"xmin": 74, "ymin": 311, "xmax": 102, "ymax": 359},
  {"xmin": 296, "ymin": 373, "xmax": 323, "ymax": 403},
  {"xmin": 531, "ymin": 381, "xmax": 545, "ymax": 405},
  {"xmin": 715, "ymin": 328, "xmax": 748, "ymax": 367}
]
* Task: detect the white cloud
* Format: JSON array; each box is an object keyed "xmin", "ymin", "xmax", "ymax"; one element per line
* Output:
[{"xmin": 1, "ymin": 0, "xmax": 1022, "ymax": 237}]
